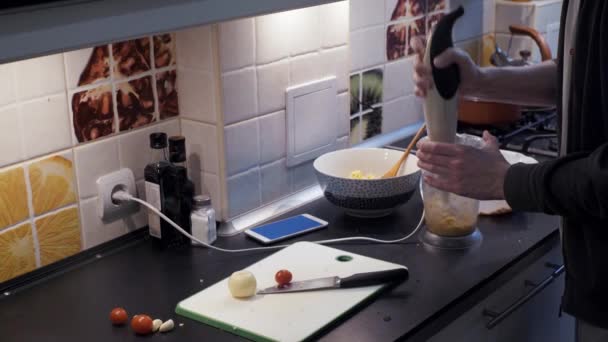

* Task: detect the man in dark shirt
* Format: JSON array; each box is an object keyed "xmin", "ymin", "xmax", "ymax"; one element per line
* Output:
[{"xmin": 412, "ymin": 1, "xmax": 608, "ymax": 340}]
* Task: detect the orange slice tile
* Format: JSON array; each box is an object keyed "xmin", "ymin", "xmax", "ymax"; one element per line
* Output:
[
  {"xmin": 0, "ymin": 223, "xmax": 36, "ymax": 283},
  {"xmin": 0, "ymin": 167, "xmax": 29, "ymax": 230},
  {"xmin": 29, "ymin": 155, "xmax": 77, "ymax": 216},
  {"xmin": 36, "ymin": 207, "xmax": 82, "ymax": 267}
]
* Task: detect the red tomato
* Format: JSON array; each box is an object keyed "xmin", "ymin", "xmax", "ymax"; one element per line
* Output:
[
  {"xmin": 275, "ymin": 269, "xmax": 293, "ymax": 286},
  {"xmin": 109, "ymin": 307, "xmax": 128, "ymax": 325},
  {"xmin": 130, "ymin": 314, "xmax": 153, "ymax": 335}
]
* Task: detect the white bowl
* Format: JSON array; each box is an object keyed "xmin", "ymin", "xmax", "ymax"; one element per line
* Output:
[{"xmin": 313, "ymin": 148, "xmax": 421, "ymax": 218}]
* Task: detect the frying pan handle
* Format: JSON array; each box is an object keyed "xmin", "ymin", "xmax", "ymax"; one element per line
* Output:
[
  {"xmin": 508, "ymin": 25, "xmax": 552, "ymax": 61},
  {"xmin": 340, "ymin": 268, "xmax": 409, "ymax": 288}
]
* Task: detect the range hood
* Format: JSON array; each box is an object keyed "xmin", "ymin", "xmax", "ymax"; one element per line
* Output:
[{"xmin": 0, "ymin": 0, "xmax": 340, "ymax": 63}]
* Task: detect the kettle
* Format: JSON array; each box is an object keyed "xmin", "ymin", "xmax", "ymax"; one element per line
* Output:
[{"xmin": 490, "ymin": 25, "xmax": 552, "ymax": 67}]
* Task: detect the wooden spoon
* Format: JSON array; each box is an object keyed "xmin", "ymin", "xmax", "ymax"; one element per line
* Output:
[{"xmin": 382, "ymin": 124, "xmax": 427, "ymax": 179}]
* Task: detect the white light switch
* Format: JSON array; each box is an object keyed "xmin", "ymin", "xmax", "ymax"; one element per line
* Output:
[{"xmin": 286, "ymin": 77, "xmax": 337, "ymax": 167}]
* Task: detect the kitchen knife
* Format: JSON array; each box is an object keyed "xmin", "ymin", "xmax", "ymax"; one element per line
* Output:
[{"xmin": 257, "ymin": 268, "xmax": 409, "ymax": 294}]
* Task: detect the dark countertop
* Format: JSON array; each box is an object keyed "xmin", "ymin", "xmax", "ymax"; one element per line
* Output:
[{"xmin": 0, "ymin": 188, "xmax": 560, "ymax": 342}]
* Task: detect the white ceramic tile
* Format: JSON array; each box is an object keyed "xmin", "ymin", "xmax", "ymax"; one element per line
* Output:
[
  {"xmin": 384, "ymin": 57, "xmax": 415, "ymax": 101},
  {"xmin": 201, "ymin": 172, "xmax": 222, "ymax": 219},
  {"xmin": 336, "ymin": 136, "xmax": 349, "ymax": 150},
  {"xmin": 290, "ymin": 160, "xmax": 318, "ymax": 192},
  {"xmin": 130, "ymin": 181, "xmax": 148, "ymax": 228},
  {"xmin": 382, "ymin": 95, "xmax": 423, "ymax": 133},
  {"xmin": 222, "ymin": 67, "xmax": 257, "ymax": 125},
  {"xmin": 351, "ymin": 0, "xmax": 385, "ymax": 31},
  {"xmin": 64, "ymin": 46, "xmax": 110, "ymax": 89},
  {"xmin": 0, "ymin": 63, "xmax": 16, "ymax": 107},
  {"xmin": 177, "ymin": 68, "xmax": 216, "ymax": 124},
  {"xmin": 259, "ymin": 110, "xmax": 286, "ymax": 164},
  {"xmin": 20, "ymin": 94, "xmax": 72, "ymax": 159},
  {"xmin": 350, "ymin": 26, "xmax": 385, "ymax": 71},
  {"xmin": 156, "ymin": 119, "xmax": 181, "ymax": 137},
  {"xmin": 290, "ymin": 53, "xmax": 323, "ymax": 87},
  {"xmin": 176, "ymin": 26, "xmax": 214, "ymax": 71},
  {"xmin": 227, "ymin": 168, "xmax": 261, "ymax": 218},
  {"xmin": 320, "ymin": 46, "xmax": 349, "ymax": 93},
  {"xmin": 256, "ymin": 12, "xmax": 291, "ymax": 65},
  {"xmin": 261, "ymin": 159, "xmax": 290, "ymax": 205},
  {"xmin": 181, "ymin": 119, "xmax": 219, "ymax": 175},
  {"xmin": 482, "ymin": 0, "xmax": 496, "ymax": 35},
  {"xmin": 453, "ymin": 0, "xmax": 483, "ymax": 42},
  {"xmin": 15, "ymin": 54, "xmax": 66, "ymax": 101},
  {"xmin": 288, "ymin": 6, "xmax": 321, "ymax": 57},
  {"xmin": 494, "ymin": 1, "xmax": 534, "ymax": 34},
  {"xmin": 219, "ymin": 18, "xmax": 255, "ymax": 72},
  {"xmin": 224, "ymin": 119, "xmax": 260, "ymax": 176},
  {"xmin": 320, "ymin": 1, "xmax": 349, "ymax": 48},
  {"xmin": 118, "ymin": 126, "xmax": 155, "ymax": 181},
  {"xmin": 80, "ymin": 197, "xmax": 127, "ymax": 249},
  {"xmin": 74, "ymin": 137, "xmax": 120, "ymax": 198},
  {"xmin": 0, "ymin": 105, "xmax": 24, "ymax": 168},
  {"xmin": 535, "ymin": 1, "xmax": 563, "ymax": 34},
  {"xmin": 257, "ymin": 60, "xmax": 289, "ymax": 115},
  {"xmin": 337, "ymin": 92, "xmax": 350, "ymax": 138}
]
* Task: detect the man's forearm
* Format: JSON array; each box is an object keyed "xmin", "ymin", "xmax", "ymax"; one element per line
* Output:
[{"xmin": 465, "ymin": 61, "xmax": 558, "ymax": 107}]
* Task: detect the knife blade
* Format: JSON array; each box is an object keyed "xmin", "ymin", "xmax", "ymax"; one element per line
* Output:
[{"xmin": 257, "ymin": 268, "xmax": 409, "ymax": 294}]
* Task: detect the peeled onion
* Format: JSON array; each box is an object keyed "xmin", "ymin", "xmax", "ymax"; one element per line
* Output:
[{"xmin": 228, "ymin": 270, "xmax": 257, "ymax": 298}]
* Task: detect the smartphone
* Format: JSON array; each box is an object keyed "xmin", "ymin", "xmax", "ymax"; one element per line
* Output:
[{"xmin": 245, "ymin": 214, "xmax": 328, "ymax": 244}]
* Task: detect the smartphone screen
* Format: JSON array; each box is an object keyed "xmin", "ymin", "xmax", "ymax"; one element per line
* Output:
[{"xmin": 245, "ymin": 214, "xmax": 327, "ymax": 244}]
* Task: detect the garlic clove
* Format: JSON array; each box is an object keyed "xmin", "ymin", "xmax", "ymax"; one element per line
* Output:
[
  {"xmin": 152, "ymin": 319, "xmax": 162, "ymax": 332},
  {"xmin": 159, "ymin": 319, "xmax": 175, "ymax": 333}
]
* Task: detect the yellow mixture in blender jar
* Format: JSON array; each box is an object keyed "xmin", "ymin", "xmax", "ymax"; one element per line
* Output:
[{"xmin": 423, "ymin": 192, "xmax": 478, "ymax": 237}]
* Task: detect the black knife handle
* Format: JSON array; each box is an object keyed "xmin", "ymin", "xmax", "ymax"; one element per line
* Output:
[{"xmin": 339, "ymin": 268, "xmax": 409, "ymax": 288}]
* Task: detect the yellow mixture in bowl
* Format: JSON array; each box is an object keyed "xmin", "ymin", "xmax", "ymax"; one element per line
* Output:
[{"xmin": 349, "ymin": 170, "xmax": 377, "ymax": 179}]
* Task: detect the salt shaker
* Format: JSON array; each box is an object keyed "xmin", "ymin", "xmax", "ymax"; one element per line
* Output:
[{"xmin": 191, "ymin": 195, "xmax": 217, "ymax": 245}]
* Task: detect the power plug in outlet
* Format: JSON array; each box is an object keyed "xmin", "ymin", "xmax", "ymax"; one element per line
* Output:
[{"xmin": 96, "ymin": 168, "xmax": 139, "ymax": 222}]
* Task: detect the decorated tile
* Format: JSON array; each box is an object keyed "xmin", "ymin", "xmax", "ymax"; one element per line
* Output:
[
  {"xmin": 65, "ymin": 46, "xmax": 110, "ymax": 88},
  {"xmin": 427, "ymin": 12, "xmax": 445, "ymax": 33},
  {"xmin": 349, "ymin": 116, "xmax": 362, "ymax": 146},
  {"xmin": 36, "ymin": 207, "xmax": 82, "ymax": 267},
  {"xmin": 116, "ymin": 76, "xmax": 156, "ymax": 132},
  {"xmin": 28, "ymin": 153, "xmax": 76, "ymax": 216},
  {"xmin": 0, "ymin": 166, "xmax": 29, "ymax": 230},
  {"xmin": 112, "ymin": 38, "xmax": 152, "ymax": 79},
  {"xmin": 156, "ymin": 70, "xmax": 179, "ymax": 119},
  {"xmin": 389, "ymin": 0, "xmax": 426, "ymax": 21},
  {"xmin": 387, "ymin": 23, "xmax": 408, "ymax": 61},
  {"xmin": 154, "ymin": 34, "xmax": 177, "ymax": 68},
  {"xmin": 350, "ymin": 74, "xmax": 361, "ymax": 115},
  {"xmin": 362, "ymin": 107, "xmax": 383, "ymax": 140},
  {"xmin": 0, "ymin": 223, "xmax": 36, "ymax": 283},
  {"xmin": 407, "ymin": 18, "xmax": 426, "ymax": 56},
  {"xmin": 71, "ymin": 85, "xmax": 115, "ymax": 143},
  {"xmin": 428, "ymin": 0, "xmax": 447, "ymax": 14},
  {"xmin": 362, "ymin": 68, "xmax": 384, "ymax": 108}
]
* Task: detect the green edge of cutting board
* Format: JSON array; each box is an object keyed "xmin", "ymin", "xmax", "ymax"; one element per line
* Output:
[{"xmin": 175, "ymin": 282, "xmax": 393, "ymax": 342}]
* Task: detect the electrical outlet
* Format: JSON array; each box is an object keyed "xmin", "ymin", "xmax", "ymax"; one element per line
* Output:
[{"xmin": 96, "ymin": 168, "xmax": 139, "ymax": 222}]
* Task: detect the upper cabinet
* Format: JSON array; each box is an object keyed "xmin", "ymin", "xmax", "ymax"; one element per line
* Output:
[{"xmin": 0, "ymin": 0, "xmax": 342, "ymax": 63}]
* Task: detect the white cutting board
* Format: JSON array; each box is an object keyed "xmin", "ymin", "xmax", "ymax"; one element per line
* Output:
[{"xmin": 175, "ymin": 241, "xmax": 407, "ymax": 342}]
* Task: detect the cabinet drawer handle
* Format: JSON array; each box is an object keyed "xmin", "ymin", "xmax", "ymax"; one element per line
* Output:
[{"xmin": 482, "ymin": 264, "xmax": 565, "ymax": 329}]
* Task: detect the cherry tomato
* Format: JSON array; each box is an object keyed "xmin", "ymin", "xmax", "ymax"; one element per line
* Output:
[
  {"xmin": 131, "ymin": 314, "xmax": 153, "ymax": 335},
  {"xmin": 275, "ymin": 269, "xmax": 293, "ymax": 286},
  {"xmin": 109, "ymin": 307, "xmax": 128, "ymax": 325}
]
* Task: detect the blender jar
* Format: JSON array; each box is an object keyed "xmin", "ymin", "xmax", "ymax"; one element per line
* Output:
[{"xmin": 420, "ymin": 134, "xmax": 482, "ymax": 237}]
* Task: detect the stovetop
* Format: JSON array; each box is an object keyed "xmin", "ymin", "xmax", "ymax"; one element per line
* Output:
[{"xmin": 388, "ymin": 108, "xmax": 559, "ymax": 160}]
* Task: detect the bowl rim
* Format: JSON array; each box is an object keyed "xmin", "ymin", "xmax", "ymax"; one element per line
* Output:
[{"xmin": 313, "ymin": 147, "xmax": 420, "ymax": 182}]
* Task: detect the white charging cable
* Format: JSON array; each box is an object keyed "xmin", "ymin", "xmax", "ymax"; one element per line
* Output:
[{"xmin": 113, "ymin": 190, "xmax": 425, "ymax": 253}]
